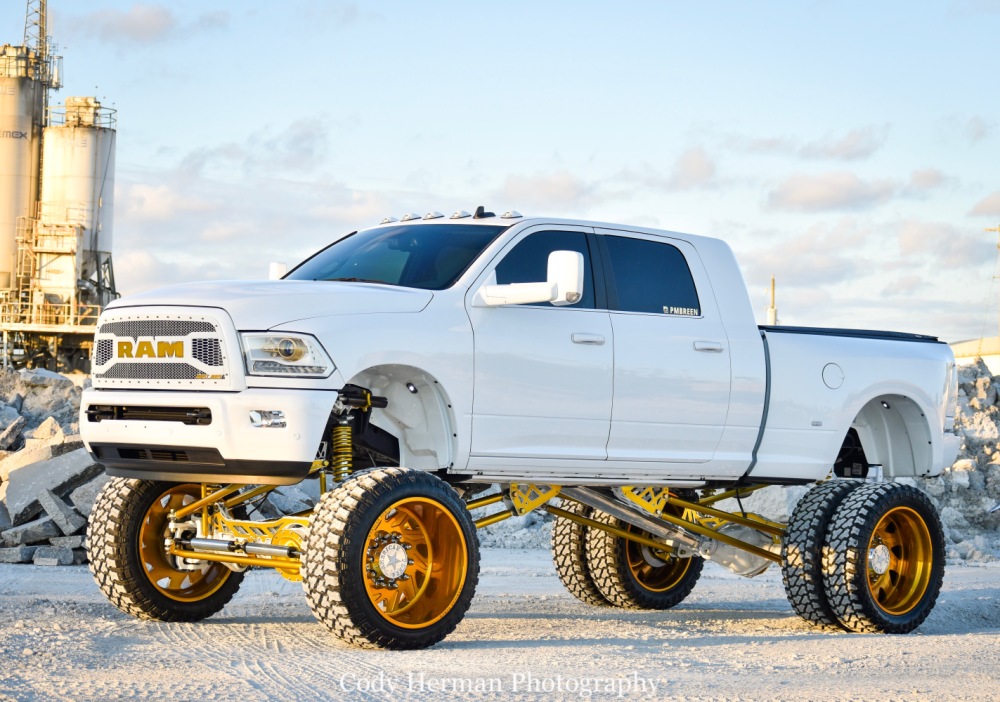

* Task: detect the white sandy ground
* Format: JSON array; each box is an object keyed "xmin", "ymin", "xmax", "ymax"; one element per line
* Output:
[{"xmin": 0, "ymin": 549, "xmax": 998, "ymax": 702}]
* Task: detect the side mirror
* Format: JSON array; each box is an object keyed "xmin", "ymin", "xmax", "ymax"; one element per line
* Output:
[
  {"xmin": 477, "ymin": 250, "xmax": 584, "ymax": 307},
  {"xmin": 268, "ymin": 262, "xmax": 287, "ymax": 280}
]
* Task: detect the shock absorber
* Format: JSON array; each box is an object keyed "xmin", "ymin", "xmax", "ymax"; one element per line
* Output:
[{"xmin": 331, "ymin": 417, "xmax": 354, "ymax": 482}]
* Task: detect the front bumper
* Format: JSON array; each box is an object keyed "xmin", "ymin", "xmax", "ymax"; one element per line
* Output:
[{"xmin": 80, "ymin": 387, "xmax": 340, "ymax": 485}]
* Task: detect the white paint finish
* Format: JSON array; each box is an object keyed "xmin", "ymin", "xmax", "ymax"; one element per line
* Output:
[
  {"xmin": 822, "ymin": 362, "xmax": 845, "ymax": 389},
  {"xmin": 468, "ymin": 304, "xmax": 613, "ymax": 461},
  {"xmin": 753, "ymin": 329, "xmax": 958, "ymax": 481},
  {"xmin": 81, "ymin": 216, "xmax": 960, "ymax": 485},
  {"xmin": 596, "ymin": 230, "xmax": 733, "ymax": 469},
  {"xmin": 80, "ymin": 384, "xmax": 342, "ymax": 465}
]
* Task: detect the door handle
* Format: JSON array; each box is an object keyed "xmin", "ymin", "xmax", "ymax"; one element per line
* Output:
[
  {"xmin": 693, "ymin": 340, "xmax": 724, "ymax": 352},
  {"xmin": 571, "ymin": 333, "xmax": 605, "ymax": 345}
]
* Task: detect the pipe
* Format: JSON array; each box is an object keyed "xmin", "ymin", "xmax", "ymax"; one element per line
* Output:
[{"xmin": 560, "ymin": 487, "xmax": 700, "ymax": 550}]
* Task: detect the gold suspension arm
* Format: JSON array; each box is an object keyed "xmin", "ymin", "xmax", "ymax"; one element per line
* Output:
[{"xmin": 666, "ymin": 494, "xmax": 785, "ymax": 537}]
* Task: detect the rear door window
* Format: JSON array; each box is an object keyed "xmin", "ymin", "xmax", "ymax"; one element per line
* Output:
[{"xmin": 602, "ymin": 235, "xmax": 701, "ymax": 316}]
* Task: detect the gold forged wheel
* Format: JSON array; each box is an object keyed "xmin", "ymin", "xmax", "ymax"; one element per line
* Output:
[
  {"xmin": 865, "ymin": 506, "xmax": 933, "ymax": 616},
  {"xmin": 822, "ymin": 482, "xmax": 945, "ymax": 634},
  {"xmin": 88, "ymin": 478, "xmax": 244, "ymax": 622},
  {"xmin": 302, "ymin": 467, "xmax": 480, "ymax": 649},
  {"xmin": 363, "ymin": 497, "xmax": 468, "ymax": 628},
  {"xmin": 584, "ymin": 510, "xmax": 703, "ymax": 609},
  {"xmin": 138, "ymin": 484, "xmax": 234, "ymax": 602},
  {"xmin": 623, "ymin": 529, "xmax": 696, "ymax": 593}
]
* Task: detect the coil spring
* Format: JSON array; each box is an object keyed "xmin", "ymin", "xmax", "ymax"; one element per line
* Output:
[{"xmin": 331, "ymin": 422, "xmax": 353, "ymax": 482}]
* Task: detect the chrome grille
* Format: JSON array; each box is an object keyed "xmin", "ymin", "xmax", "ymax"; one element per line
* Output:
[
  {"xmin": 92, "ymin": 310, "xmax": 233, "ymax": 389},
  {"xmin": 95, "ymin": 339, "xmax": 113, "ymax": 366},
  {"xmin": 99, "ymin": 320, "xmax": 215, "ymax": 338},
  {"xmin": 191, "ymin": 338, "xmax": 223, "ymax": 366},
  {"xmin": 99, "ymin": 363, "xmax": 204, "ymax": 380}
]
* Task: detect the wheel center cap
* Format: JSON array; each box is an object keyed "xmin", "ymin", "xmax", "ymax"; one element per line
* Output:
[
  {"xmin": 869, "ymin": 544, "xmax": 891, "ymax": 575},
  {"xmin": 379, "ymin": 543, "xmax": 409, "ymax": 580}
]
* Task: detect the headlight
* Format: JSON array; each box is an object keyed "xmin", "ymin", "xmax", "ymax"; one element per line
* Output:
[{"xmin": 241, "ymin": 332, "xmax": 335, "ymax": 378}]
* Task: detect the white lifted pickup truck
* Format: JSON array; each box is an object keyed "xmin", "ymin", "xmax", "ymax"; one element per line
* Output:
[{"xmin": 81, "ymin": 208, "xmax": 960, "ymax": 649}]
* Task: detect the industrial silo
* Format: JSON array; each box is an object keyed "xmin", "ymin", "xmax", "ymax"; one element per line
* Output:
[
  {"xmin": 0, "ymin": 44, "xmax": 43, "ymax": 290},
  {"xmin": 37, "ymin": 96, "xmax": 116, "ymax": 309}
]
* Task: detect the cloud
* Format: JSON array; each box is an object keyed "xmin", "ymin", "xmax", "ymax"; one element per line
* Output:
[
  {"xmin": 120, "ymin": 183, "xmax": 220, "ymax": 222},
  {"xmin": 896, "ymin": 219, "xmax": 990, "ymax": 269},
  {"xmin": 730, "ymin": 126, "xmax": 888, "ymax": 161},
  {"xmin": 880, "ymin": 274, "xmax": 924, "ymax": 297},
  {"xmin": 178, "ymin": 119, "xmax": 330, "ymax": 176},
  {"xmin": 766, "ymin": 172, "xmax": 896, "ymax": 212},
  {"xmin": 908, "ymin": 168, "xmax": 946, "ymax": 191},
  {"xmin": 799, "ymin": 126, "xmax": 889, "ymax": 161},
  {"xmin": 68, "ymin": 4, "xmax": 229, "ymax": 45},
  {"xmin": 499, "ymin": 171, "xmax": 591, "ymax": 211},
  {"xmin": 964, "ymin": 116, "xmax": 995, "ymax": 143},
  {"xmin": 741, "ymin": 219, "xmax": 867, "ymax": 287},
  {"xmin": 668, "ymin": 147, "xmax": 716, "ymax": 189},
  {"xmin": 970, "ymin": 191, "xmax": 1000, "ymax": 216}
]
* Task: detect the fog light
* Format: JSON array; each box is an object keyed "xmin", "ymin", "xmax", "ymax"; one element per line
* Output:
[{"xmin": 249, "ymin": 410, "xmax": 286, "ymax": 428}]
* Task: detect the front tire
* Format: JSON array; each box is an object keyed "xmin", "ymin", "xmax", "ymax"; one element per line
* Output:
[
  {"xmin": 584, "ymin": 511, "xmax": 703, "ymax": 610},
  {"xmin": 302, "ymin": 467, "xmax": 480, "ymax": 649},
  {"xmin": 822, "ymin": 482, "xmax": 945, "ymax": 634},
  {"xmin": 87, "ymin": 478, "xmax": 244, "ymax": 622}
]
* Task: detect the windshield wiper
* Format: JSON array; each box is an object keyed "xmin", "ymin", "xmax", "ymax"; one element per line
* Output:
[{"xmin": 326, "ymin": 277, "xmax": 393, "ymax": 285}]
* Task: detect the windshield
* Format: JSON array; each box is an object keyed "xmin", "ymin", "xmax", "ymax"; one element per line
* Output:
[{"xmin": 286, "ymin": 224, "xmax": 509, "ymax": 290}]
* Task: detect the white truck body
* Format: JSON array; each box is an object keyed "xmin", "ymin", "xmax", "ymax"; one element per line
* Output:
[{"xmin": 79, "ymin": 216, "xmax": 960, "ymax": 488}]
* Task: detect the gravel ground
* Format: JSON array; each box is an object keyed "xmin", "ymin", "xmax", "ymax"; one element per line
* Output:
[{"xmin": 1, "ymin": 549, "xmax": 998, "ymax": 701}]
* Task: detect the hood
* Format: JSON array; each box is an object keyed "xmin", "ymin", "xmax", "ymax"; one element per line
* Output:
[{"xmin": 107, "ymin": 280, "xmax": 434, "ymax": 329}]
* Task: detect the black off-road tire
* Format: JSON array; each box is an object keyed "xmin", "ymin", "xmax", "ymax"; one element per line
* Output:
[
  {"xmin": 823, "ymin": 482, "xmax": 945, "ymax": 634},
  {"xmin": 781, "ymin": 479, "xmax": 863, "ymax": 629},
  {"xmin": 584, "ymin": 511, "xmax": 703, "ymax": 610},
  {"xmin": 551, "ymin": 500, "xmax": 609, "ymax": 606},
  {"xmin": 302, "ymin": 467, "xmax": 480, "ymax": 650},
  {"xmin": 88, "ymin": 478, "xmax": 244, "ymax": 622}
]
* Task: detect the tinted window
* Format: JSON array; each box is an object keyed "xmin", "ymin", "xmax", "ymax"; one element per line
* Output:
[
  {"xmin": 494, "ymin": 231, "xmax": 595, "ymax": 309},
  {"xmin": 287, "ymin": 224, "xmax": 507, "ymax": 290},
  {"xmin": 604, "ymin": 236, "xmax": 701, "ymax": 316}
]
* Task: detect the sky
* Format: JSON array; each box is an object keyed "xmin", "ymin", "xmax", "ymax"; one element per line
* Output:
[{"xmin": 3, "ymin": 0, "xmax": 999, "ymax": 342}]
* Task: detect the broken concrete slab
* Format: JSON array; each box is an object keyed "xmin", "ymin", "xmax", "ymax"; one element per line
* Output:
[
  {"xmin": 38, "ymin": 489, "xmax": 87, "ymax": 536},
  {"xmin": 23, "ymin": 416, "xmax": 62, "ymax": 441},
  {"xmin": 33, "ymin": 546, "xmax": 73, "ymax": 566},
  {"xmin": 48, "ymin": 534, "xmax": 85, "ymax": 549},
  {"xmin": 0, "ymin": 414, "xmax": 26, "ymax": 450},
  {"xmin": 0, "ymin": 545, "xmax": 38, "ymax": 563},
  {"xmin": 0, "ymin": 443, "xmax": 55, "ymax": 482},
  {"xmin": 68, "ymin": 473, "xmax": 110, "ymax": 517},
  {"xmin": 1, "ymin": 516, "xmax": 60, "ymax": 546},
  {"xmin": 0, "ymin": 501, "xmax": 10, "ymax": 531},
  {"xmin": 18, "ymin": 368, "xmax": 74, "ymax": 388},
  {"xmin": 1, "ymin": 448, "xmax": 102, "ymax": 525}
]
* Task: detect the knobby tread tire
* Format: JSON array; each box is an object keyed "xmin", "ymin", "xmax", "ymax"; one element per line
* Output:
[
  {"xmin": 822, "ymin": 482, "xmax": 945, "ymax": 634},
  {"xmin": 301, "ymin": 467, "xmax": 480, "ymax": 650},
  {"xmin": 87, "ymin": 478, "xmax": 244, "ymax": 622},
  {"xmin": 551, "ymin": 501, "xmax": 610, "ymax": 607},
  {"xmin": 584, "ymin": 511, "xmax": 703, "ymax": 610},
  {"xmin": 781, "ymin": 479, "xmax": 862, "ymax": 630}
]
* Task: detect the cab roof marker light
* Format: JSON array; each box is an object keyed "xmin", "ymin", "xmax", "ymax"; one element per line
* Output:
[
  {"xmin": 380, "ymin": 216, "xmax": 399, "ymax": 224},
  {"xmin": 450, "ymin": 210, "xmax": 471, "ymax": 219},
  {"xmin": 400, "ymin": 213, "xmax": 422, "ymax": 222},
  {"xmin": 501, "ymin": 210, "xmax": 523, "ymax": 219},
  {"xmin": 423, "ymin": 211, "xmax": 444, "ymax": 220}
]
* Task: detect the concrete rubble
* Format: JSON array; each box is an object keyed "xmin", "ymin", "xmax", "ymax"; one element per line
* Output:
[{"xmin": 1, "ymin": 369, "xmax": 102, "ymax": 565}]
